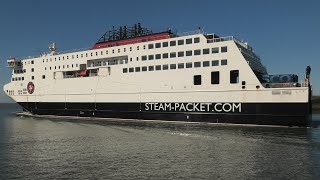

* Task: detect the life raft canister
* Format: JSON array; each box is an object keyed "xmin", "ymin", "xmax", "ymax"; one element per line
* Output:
[{"xmin": 27, "ymin": 82, "xmax": 35, "ymax": 94}]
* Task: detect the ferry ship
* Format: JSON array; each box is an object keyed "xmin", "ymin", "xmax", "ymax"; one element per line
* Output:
[{"xmin": 3, "ymin": 24, "xmax": 312, "ymax": 126}]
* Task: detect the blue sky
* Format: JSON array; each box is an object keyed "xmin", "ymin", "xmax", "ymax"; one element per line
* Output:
[{"xmin": 0, "ymin": 0, "xmax": 319, "ymax": 102}]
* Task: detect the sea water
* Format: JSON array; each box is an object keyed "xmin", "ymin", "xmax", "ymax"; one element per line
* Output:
[{"xmin": 0, "ymin": 104, "xmax": 319, "ymax": 179}]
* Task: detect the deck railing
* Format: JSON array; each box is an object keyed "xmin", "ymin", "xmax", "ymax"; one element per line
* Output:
[{"xmin": 16, "ymin": 30, "xmax": 252, "ymax": 60}]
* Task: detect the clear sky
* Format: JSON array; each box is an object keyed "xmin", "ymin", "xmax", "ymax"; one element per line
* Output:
[{"xmin": 0, "ymin": 0, "xmax": 319, "ymax": 102}]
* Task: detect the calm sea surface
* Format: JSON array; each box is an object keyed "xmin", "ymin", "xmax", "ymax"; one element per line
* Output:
[{"xmin": 0, "ymin": 104, "xmax": 320, "ymax": 180}]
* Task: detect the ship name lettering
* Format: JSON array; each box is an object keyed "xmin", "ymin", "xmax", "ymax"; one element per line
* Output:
[
  {"xmin": 186, "ymin": 103, "xmax": 193, "ymax": 111},
  {"xmin": 214, "ymin": 103, "xmax": 222, "ymax": 112},
  {"xmin": 144, "ymin": 103, "xmax": 242, "ymax": 113}
]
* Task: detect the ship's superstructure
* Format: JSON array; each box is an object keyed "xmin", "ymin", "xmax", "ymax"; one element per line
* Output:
[{"xmin": 3, "ymin": 24, "xmax": 312, "ymax": 126}]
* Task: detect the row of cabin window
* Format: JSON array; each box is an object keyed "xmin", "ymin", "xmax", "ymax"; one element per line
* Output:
[
  {"xmin": 22, "ymin": 60, "xmax": 34, "ymax": 66},
  {"xmin": 193, "ymin": 70, "xmax": 239, "ymax": 85},
  {"xmin": 41, "ymin": 37, "xmax": 202, "ymax": 63},
  {"xmin": 123, "ymin": 59, "xmax": 228, "ymax": 73},
  {"xmin": 12, "ymin": 75, "xmax": 45, "ymax": 81},
  {"xmin": 43, "ymin": 49, "xmax": 128, "ymax": 63},
  {"xmin": 89, "ymin": 59, "xmax": 128, "ymax": 68},
  {"xmin": 12, "ymin": 77, "xmax": 24, "ymax": 81},
  {"xmin": 148, "ymin": 37, "xmax": 200, "ymax": 49},
  {"xmin": 14, "ymin": 69, "xmax": 26, "ymax": 74},
  {"xmin": 45, "ymin": 64, "xmax": 78, "ymax": 71},
  {"xmin": 141, "ymin": 46, "xmax": 227, "ymax": 61},
  {"xmin": 7, "ymin": 90, "xmax": 14, "ymax": 95}
]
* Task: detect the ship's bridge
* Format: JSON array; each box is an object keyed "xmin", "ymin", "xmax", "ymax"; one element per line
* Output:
[{"xmin": 7, "ymin": 57, "xmax": 22, "ymax": 68}]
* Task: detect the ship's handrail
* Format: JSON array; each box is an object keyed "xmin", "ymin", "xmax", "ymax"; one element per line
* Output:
[
  {"xmin": 17, "ymin": 47, "xmax": 91, "ymax": 60},
  {"xmin": 16, "ymin": 30, "xmax": 254, "ymax": 60},
  {"xmin": 207, "ymin": 36, "xmax": 254, "ymax": 51},
  {"xmin": 176, "ymin": 29, "xmax": 204, "ymax": 37},
  {"xmin": 56, "ymin": 47, "xmax": 91, "ymax": 55},
  {"xmin": 207, "ymin": 36, "xmax": 234, "ymax": 43}
]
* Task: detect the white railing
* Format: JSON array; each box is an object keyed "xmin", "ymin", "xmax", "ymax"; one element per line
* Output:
[
  {"xmin": 176, "ymin": 30, "xmax": 203, "ymax": 37},
  {"xmin": 15, "ymin": 30, "xmax": 254, "ymax": 61},
  {"xmin": 206, "ymin": 36, "xmax": 234, "ymax": 43}
]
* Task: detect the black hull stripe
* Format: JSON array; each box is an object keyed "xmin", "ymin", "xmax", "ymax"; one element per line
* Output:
[{"xmin": 17, "ymin": 102, "xmax": 311, "ymax": 127}]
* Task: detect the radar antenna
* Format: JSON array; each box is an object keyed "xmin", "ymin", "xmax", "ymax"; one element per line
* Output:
[{"xmin": 49, "ymin": 42, "xmax": 57, "ymax": 55}]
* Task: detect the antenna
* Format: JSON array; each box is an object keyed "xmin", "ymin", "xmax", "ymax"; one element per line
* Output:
[{"xmin": 49, "ymin": 42, "xmax": 57, "ymax": 55}]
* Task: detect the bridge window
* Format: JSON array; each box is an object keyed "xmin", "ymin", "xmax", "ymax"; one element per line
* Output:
[
  {"xmin": 163, "ymin": 64, "xmax": 169, "ymax": 70},
  {"xmin": 155, "ymin": 43, "xmax": 161, "ymax": 48},
  {"xmin": 230, "ymin": 70, "xmax": 239, "ymax": 84},
  {"xmin": 148, "ymin": 55, "xmax": 154, "ymax": 60},
  {"xmin": 123, "ymin": 68, "xmax": 128, "ymax": 73},
  {"xmin": 135, "ymin": 67, "xmax": 141, "ymax": 72},
  {"xmin": 178, "ymin": 39, "xmax": 184, "ymax": 45},
  {"xmin": 155, "ymin": 54, "xmax": 161, "ymax": 59},
  {"xmin": 129, "ymin": 68, "xmax": 134, "ymax": 73},
  {"xmin": 221, "ymin": 46, "xmax": 228, "ymax": 53},
  {"xmin": 194, "ymin": 75, "xmax": 201, "ymax": 85},
  {"xmin": 148, "ymin": 44, "xmax": 154, "ymax": 49},
  {"xmin": 163, "ymin": 53, "xmax": 168, "ymax": 59},
  {"xmin": 211, "ymin": 71, "xmax": 220, "ymax": 84}
]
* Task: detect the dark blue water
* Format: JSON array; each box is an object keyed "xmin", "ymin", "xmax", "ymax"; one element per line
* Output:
[{"xmin": 0, "ymin": 104, "xmax": 320, "ymax": 179}]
